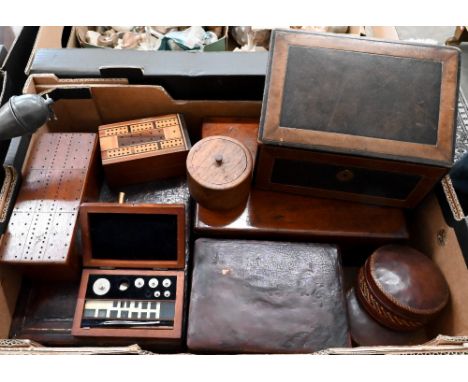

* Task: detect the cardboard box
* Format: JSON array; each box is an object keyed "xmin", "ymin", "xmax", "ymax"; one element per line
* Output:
[
  {"xmin": 0, "ymin": 74, "xmax": 467, "ymax": 352},
  {"xmin": 26, "ymin": 27, "xmax": 398, "ymax": 101},
  {"xmin": 73, "ymin": 26, "xmax": 229, "ymax": 52}
]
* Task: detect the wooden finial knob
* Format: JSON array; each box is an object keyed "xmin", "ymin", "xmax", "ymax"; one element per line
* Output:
[{"xmin": 215, "ymin": 154, "xmax": 223, "ymax": 166}]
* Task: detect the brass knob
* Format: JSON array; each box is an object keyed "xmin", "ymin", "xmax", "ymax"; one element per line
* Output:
[{"xmin": 336, "ymin": 169, "xmax": 354, "ymax": 182}]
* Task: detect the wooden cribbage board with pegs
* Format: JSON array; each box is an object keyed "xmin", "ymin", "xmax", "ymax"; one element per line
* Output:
[
  {"xmin": 100, "ymin": 114, "xmax": 188, "ymax": 162},
  {"xmin": 99, "ymin": 114, "xmax": 191, "ymax": 187},
  {"xmin": 0, "ymin": 133, "xmax": 99, "ymax": 279},
  {"xmin": 98, "ymin": 114, "xmax": 191, "ymax": 188}
]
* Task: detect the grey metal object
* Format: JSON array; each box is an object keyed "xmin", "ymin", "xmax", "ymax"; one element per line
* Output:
[{"xmin": 0, "ymin": 94, "xmax": 54, "ymax": 140}]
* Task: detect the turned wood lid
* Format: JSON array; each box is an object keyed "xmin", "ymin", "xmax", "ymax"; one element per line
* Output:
[
  {"xmin": 356, "ymin": 244, "xmax": 449, "ymax": 331},
  {"xmin": 187, "ymin": 136, "xmax": 252, "ymax": 190}
]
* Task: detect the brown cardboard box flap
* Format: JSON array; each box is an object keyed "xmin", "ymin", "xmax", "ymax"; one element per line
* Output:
[
  {"xmin": 317, "ymin": 335, "xmax": 468, "ymax": 355},
  {"xmin": 0, "ymin": 339, "xmax": 150, "ymax": 355},
  {"xmin": 23, "ymin": 74, "xmax": 262, "ymax": 136}
]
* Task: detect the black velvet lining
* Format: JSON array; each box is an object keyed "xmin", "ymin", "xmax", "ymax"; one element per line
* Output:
[{"xmin": 88, "ymin": 213, "xmax": 178, "ymax": 261}]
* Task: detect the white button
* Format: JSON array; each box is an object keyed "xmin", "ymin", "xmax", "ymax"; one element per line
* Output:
[
  {"xmin": 148, "ymin": 278, "xmax": 159, "ymax": 288},
  {"xmin": 164, "ymin": 290, "xmax": 171, "ymax": 298},
  {"xmin": 134, "ymin": 278, "xmax": 145, "ymax": 288},
  {"xmin": 154, "ymin": 291, "xmax": 161, "ymax": 298},
  {"xmin": 119, "ymin": 281, "xmax": 129, "ymax": 292},
  {"xmin": 162, "ymin": 278, "xmax": 171, "ymax": 288},
  {"xmin": 92, "ymin": 278, "xmax": 111, "ymax": 296}
]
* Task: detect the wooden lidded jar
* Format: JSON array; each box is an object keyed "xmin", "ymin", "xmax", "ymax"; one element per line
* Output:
[{"xmin": 187, "ymin": 136, "xmax": 253, "ymax": 210}]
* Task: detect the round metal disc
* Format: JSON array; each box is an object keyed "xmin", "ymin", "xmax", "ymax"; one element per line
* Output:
[{"xmin": 92, "ymin": 277, "xmax": 111, "ymax": 296}]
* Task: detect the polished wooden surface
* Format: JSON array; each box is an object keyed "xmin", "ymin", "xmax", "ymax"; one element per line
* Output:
[
  {"xmin": 195, "ymin": 117, "xmax": 409, "ymax": 243},
  {"xmin": 195, "ymin": 189, "xmax": 409, "ymax": 243},
  {"xmin": 202, "ymin": 118, "xmax": 260, "ymax": 161},
  {"xmin": 0, "ymin": 133, "xmax": 99, "ymax": 279}
]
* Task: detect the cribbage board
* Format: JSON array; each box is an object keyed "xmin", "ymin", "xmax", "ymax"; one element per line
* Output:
[
  {"xmin": 98, "ymin": 114, "xmax": 191, "ymax": 187},
  {"xmin": 0, "ymin": 133, "xmax": 98, "ymax": 277},
  {"xmin": 72, "ymin": 269, "xmax": 184, "ymax": 339}
]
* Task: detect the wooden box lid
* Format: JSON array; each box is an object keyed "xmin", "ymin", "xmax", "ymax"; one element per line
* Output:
[
  {"xmin": 80, "ymin": 203, "xmax": 185, "ymax": 270},
  {"xmin": 260, "ymin": 29, "xmax": 460, "ymax": 167}
]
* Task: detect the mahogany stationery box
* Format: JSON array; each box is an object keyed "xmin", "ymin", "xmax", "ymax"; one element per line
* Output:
[
  {"xmin": 194, "ymin": 118, "xmax": 409, "ymax": 244},
  {"xmin": 72, "ymin": 203, "xmax": 185, "ymax": 341},
  {"xmin": 256, "ymin": 29, "xmax": 460, "ymax": 208},
  {"xmin": 98, "ymin": 114, "xmax": 191, "ymax": 188},
  {"xmin": 0, "ymin": 132, "xmax": 99, "ymax": 279}
]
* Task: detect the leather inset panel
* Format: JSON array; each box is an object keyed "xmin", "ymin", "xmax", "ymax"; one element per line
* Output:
[{"xmin": 280, "ymin": 45, "xmax": 441, "ymax": 145}]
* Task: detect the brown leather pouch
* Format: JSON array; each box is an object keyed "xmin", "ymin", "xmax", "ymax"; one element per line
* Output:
[{"xmin": 187, "ymin": 238, "xmax": 351, "ymax": 353}]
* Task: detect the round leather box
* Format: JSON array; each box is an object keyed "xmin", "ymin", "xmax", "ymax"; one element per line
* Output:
[
  {"xmin": 187, "ymin": 136, "xmax": 253, "ymax": 210},
  {"xmin": 347, "ymin": 288, "xmax": 427, "ymax": 346},
  {"xmin": 356, "ymin": 245, "xmax": 449, "ymax": 331}
]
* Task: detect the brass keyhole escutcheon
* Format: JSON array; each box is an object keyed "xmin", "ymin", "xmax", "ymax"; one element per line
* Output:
[{"xmin": 336, "ymin": 169, "xmax": 354, "ymax": 182}]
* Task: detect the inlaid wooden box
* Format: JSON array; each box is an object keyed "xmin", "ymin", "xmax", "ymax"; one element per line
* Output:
[
  {"xmin": 72, "ymin": 203, "xmax": 186, "ymax": 341},
  {"xmin": 256, "ymin": 29, "xmax": 460, "ymax": 208},
  {"xmin": 98, "ymin": 114, "xmax": 191, "ymax": 188}
]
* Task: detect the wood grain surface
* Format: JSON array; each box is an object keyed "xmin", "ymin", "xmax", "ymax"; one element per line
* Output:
[
  {"xmin": 187, "ymin": 136, "xmax": 252, "ymax": 210},
  {"xmin": 0, "ymin": 133, "xmax": 99, "ymax": 279}
]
